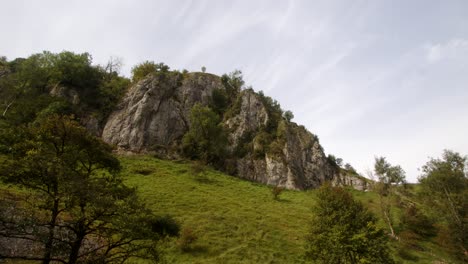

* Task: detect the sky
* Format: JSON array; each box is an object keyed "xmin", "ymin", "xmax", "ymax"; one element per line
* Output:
[{"xmin": 2, "ymin": 0, "xmax": 468, "ymax": 182}]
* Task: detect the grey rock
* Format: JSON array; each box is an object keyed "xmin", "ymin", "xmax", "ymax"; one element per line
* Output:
[
  {"xmin": 102, "ymin": 72, "xmax": 365, "ymax": 190},
  {"xmin": 102, "ymin": 72, "xmax": 223, "ymax": 155}
]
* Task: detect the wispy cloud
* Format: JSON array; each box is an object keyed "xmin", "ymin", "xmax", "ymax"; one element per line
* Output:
[
  {"xmin": 426, "ymin": 38, "xmax": 468, "ymax": 63},
  {"xmin": 1, "ymin": 0, "xmax": 467, "ymax": 182}
]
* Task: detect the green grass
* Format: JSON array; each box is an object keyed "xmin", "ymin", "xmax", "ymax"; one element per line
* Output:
[
  {"xmin": 120, "ymin": 156, "xmax": 462, "ymax": 264},
  {"xmin": 122, "ymin": 156, "xmax": 314, "ymax": 263},
  {"xmin": 0, "ymin": 154, "xmax": 460, "ymax": 263}
]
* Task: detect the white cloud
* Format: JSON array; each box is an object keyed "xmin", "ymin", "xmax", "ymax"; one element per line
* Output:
[{"xmin": 426, "ymin": 38, "xmax": 468, "ymax": 63}]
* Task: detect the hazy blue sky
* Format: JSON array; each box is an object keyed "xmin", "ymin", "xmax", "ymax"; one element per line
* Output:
[{"xmin": 2, "ymin": 0, "xmax": 467, "ymax": 182}]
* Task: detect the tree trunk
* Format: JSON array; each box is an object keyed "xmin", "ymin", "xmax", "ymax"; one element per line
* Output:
[
  {"xmin": 68, "ymin": 230, "xmax": 85, "ymax": 264},
  {"xmin": 42, "ymin": 198, "xmax": 59, "ymax": 264}
]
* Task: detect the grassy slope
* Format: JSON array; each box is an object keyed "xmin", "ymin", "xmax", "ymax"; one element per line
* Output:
[{"xmin": 121, "ymin": 156, "xmax": 460, "ymax": 264}]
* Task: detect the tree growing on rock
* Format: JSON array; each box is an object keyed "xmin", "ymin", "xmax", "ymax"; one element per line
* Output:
[
  {"xmin": 182, "ymin": 104, "xmax": 228, "ymax": 167},
  {"xmin": 131, "ymin": 60, "xmax": 170, "ymax": 82}
]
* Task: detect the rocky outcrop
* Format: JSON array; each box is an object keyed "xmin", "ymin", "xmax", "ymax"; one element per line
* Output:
[
  {"xmin": 50, "ymin": 85, "xmax": 80, "ymax": 105},
  {"xmin": 102, "ymin": 72, "xmax": 363, "ymax": 190},
  {"xmin": 224, "ymin": 90, "xmax": 269, "ymax": 148},
  {"xmin": 229, "ymin": 92, "xmax": 337, "ymax": 189},
  {"xmin": 102, "ymin": 72, "xmax": 223, "ymax": 155},
  {"xmin": 332, "ymin": 172, "xmax": 368, "ymax": 191}
]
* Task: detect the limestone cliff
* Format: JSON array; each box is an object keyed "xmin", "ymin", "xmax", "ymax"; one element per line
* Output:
[
  {"xmin": 102, "ymin": 72, "xmax": 223, "ymax": 155},
  {"xmin": 102, "ymin": 72, "xmax": 366, "ymax": 190}
]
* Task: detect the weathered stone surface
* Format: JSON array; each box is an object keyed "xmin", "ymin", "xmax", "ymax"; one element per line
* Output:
[
  {"xmin": 225, "ymin": 89, "xmax": 269, "ymax": 148},
  {"xmin": 50, "ymin": 85, "xmax": 80, "ymax": 105},
  {"xmin": 332, "ymin": 172, "xmax": 368, "ymax": 191},
  {"xmin": 102, "ymin": 72, "xmax": 223, "ymax": 154},
  {"xmin": 234, "ymin": 121, "xmax": 338, "ymax": 189},
  {"xmin": 102, "ymin": 72, "xmax": 365, "ymax": 190}
]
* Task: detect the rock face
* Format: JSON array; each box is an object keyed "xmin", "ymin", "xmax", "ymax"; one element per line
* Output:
[
  {"xmin": 102, "ymin": 72, "xmax": 365, "ymax": 190},
  {"xmin": 332, "ymin": 173, "xmax": 368, "ymax": 191},
  {"xmin": 102, "ymin": 72, "xmax": 223, "ymax": 155},
  {"xmin": 227, "ymin": 91, "xmax": 337, "ymax": 189}
]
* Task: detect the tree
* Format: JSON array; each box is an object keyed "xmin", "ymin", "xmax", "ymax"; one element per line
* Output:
[
  {"xmin": 418, "ymin": 150, "xmax": 467, "ymax": 259},
  {"xmin": 0, "ymin": 115, "xmax": 178, "ymax": 263},
  {"xmin": 283, "ymin": 110, "xmax": 294, "ymax": 122},
  {"xmin": 201, "ymin": 66, "xmax": 206, "ymax": 73},
  {"xmin": 344, "ymin": 163, "xmax": 357, "ymax": 174},
  {"xmin": 131, "ymin": 61, "xmax": 170, "ymax": 82},
  {"xmin": 305, "ymin": 185, "xmax": 394, "ymax": 264},
  {"xmin": 182, "ymin": 104, "xmax": 228, "ymax": 167},
  {"xmin": 373, "ymin": 156, "xmax": 405, "ymax": 239},
  {"xmin": 221, "ymin": 70, "xmax": 244, "ymax": 101}
]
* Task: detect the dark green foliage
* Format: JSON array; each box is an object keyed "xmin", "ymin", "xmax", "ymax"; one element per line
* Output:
[
  {"xmin": 257, "ymin": 90, "xmax": 283, "ymax": 134},
  {"xmin": 150, "ymin": 215, "xmax": 181, "ymax": 237},
  {"xmin": 344, "ymin": 163, "xmax": 358, "ymax": 174},
  {"xmin": 326, "ymin": 154, "xmax": 340, "ymax": 169},
  {"xmin": 224, "ymin": 93, "xmax": 243, "ymax": 120},
  {"xmin": 0, "ymin": 115, "xmax": 177, "ymax": 263},
  {"xmin": 400, "ymin": 204, "xmax": 435, "ymax": 238},
  {"xmin": 182, "ymin": 104, "xmax": 228, "ymax": 167},
  {"xmin": 305, "ymin": 185, "xmax": 394, "ymax": 264},
  {"xmin": 253, "ymin": 131, "xmax": 274, "ymax": 158},
  {"xmin": 131, "ymin": 60, "xmax": 170, "ymax": 82},
  {"xmin": 418, "ymin": 150, "xmax": 467, "ymax": 260},
  {"xmin": 209, "ymin": 88, "xmax": 229, "ymax": 115},
  {"xmin": 221, "ymin": 69, "xmax": 244, "ymax": 100},
  {"xmin": 0, "ymin": 51, "xmax": 130, "ymax": 126},
  {"xmin": 96, "ymin": 72, "xmax": 130, "ymax": 118},
  {"xmin": 283, "ymin": 110, "xmax": 294, "ymax": 122},
  {"xmin": 374, "ymin": 156, "xmax": 406, "ymax": 185}
]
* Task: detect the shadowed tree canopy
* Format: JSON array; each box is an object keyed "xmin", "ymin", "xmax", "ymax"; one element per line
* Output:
[{"xmin": 0, "ymin": 115, "xmax": 178, "ymax": 263}]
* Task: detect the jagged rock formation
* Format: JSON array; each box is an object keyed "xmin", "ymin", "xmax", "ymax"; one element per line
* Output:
[
  {"xmin": 224, "ymin": 90, "xmax": 337, "ymax": 189},
  {"xmin": 102, "ymin": 72, "xmax": 366, "ymax": 190},
  {"xmin": 103, "ymin": 72, "xmax": 223, "ymax": 154}
]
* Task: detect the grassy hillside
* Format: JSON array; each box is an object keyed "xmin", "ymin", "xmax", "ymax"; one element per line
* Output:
[{"xmin": 120, "ymin": 156, "xmax": 460, "ymax": 264}]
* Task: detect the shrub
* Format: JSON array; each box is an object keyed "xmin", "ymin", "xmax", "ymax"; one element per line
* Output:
[
  {"xmin": 271, "ymin": 186, "xmax": 285, "ymax": 200},
  {"xmin": 177, "ymin": 227, "xmax": 198, "ymax": 252}
]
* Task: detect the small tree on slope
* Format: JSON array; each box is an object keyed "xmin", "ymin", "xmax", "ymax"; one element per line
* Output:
[{"xmin": 305, "ymin": 184, "xmax": 394, "ymax": 264}]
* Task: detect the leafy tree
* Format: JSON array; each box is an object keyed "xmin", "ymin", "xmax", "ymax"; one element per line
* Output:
[
  {"xmin": 0, "ymin": 115, "xmax": 177, "ymax": 263},
  {"xmin": 283, "ymin": 110, "xmax": 294, "ymax": 122},
  {"xmin": 182, "ymin": 104, "xmax": 228, "ymax": 167},
  {"xmin": 201, "ymin": 66, "xmax": 206, "ymax": 73},
  {"xmin": 418, "ymin": 150, "xmax": 467, "ymax": 259},
  {"xmin": 209, "ymin": 88, "xmax": 229, "ymax": 115},
  {"xmin": 326, "ymin": 154, "xmax": 341, "ymax": 169},
  {"xmin": 344, "ymin": 163, "xmax": 357, "ymax": 174},
  {"xmin": 305, "ymin": 185, "xmax": 394, "ymax": 264},
  {"xmin": 131, "ymin": 61, "xmax": 170, "ymax": 82},
  {"xmin": 373, "ymin": 156, "xmax": 405, "ymax": 239},
  {"xmin": 221, "ymin": 70, "xmax": 244, "ymax": 101},
  {"xmin": 374, "ymin": 157, "xmax": 406, "ymax": 185},
  {"xmin": 0, "ymin": 51, "xmax": 130, "ymax": 128}
]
